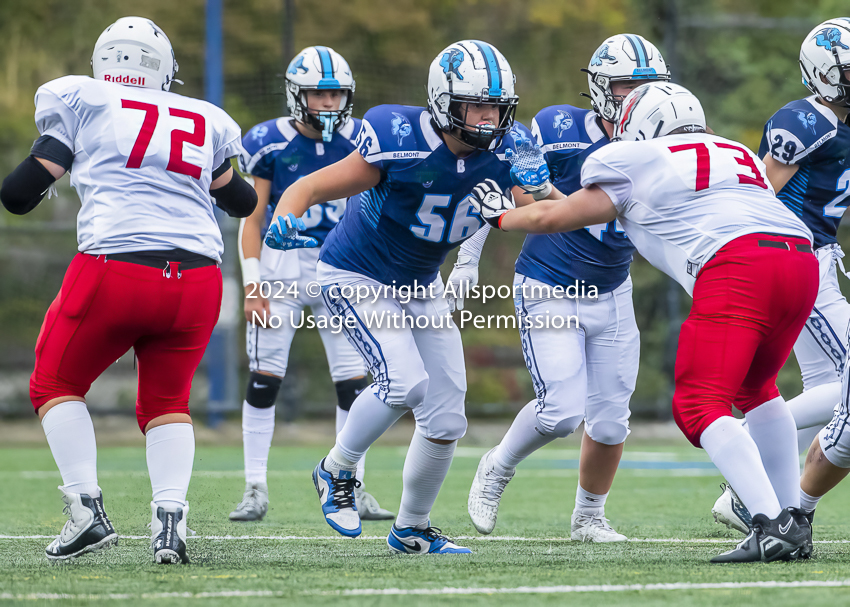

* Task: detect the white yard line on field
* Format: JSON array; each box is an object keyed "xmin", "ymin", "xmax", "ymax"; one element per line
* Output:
[
  {"xmin": 3, "ymin": 580, "xmax": 850, "ymax": 600},
  {"xmin": 325, "ymin": 580, "xmax": 850, "ymax": 596}
]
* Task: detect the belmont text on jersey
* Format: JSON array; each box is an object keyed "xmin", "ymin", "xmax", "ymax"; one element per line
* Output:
[{"xmin": 517, "ymin": 105, "xmax": 635, "ymax": 294}]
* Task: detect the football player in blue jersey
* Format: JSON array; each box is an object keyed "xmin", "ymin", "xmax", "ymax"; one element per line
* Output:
[
  {"xmin": 712, "ymin": 18, "xmax": 850, "ymax": 543},
  {"xmin": 462, "ymin": 34, "xmax": 670, "ymax": 542},
  {"xmin": 264, "ymin": 40, "xmax": 545, "ymax": 553},
  {"xmin": 231, "ymin": 46, "xmax": 392, "ymax": 523}
]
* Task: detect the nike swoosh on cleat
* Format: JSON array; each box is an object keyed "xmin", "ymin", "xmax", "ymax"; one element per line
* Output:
[
  {"xmin": 317, "ymin": 487, "xmax": 325, "ymax": 500},
  {"xmin": 779, "ymin": 520, "xmax": 793, "ymax": 535},
  {"xmin": 394, "ymin": 533, "xmax": 423, "ymax": 552}
]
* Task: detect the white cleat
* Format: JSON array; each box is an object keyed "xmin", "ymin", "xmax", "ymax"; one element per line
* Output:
[
  {"xmin": 711, "ymin": 483, "xmax": 752, "ymax": 535},
  {"xmin": 151, "ymin": 502, "xmax": 190, "ymax": 564},
  {"xmin": 45, "ymin": 487, "xmax": 118, "ymax": 561},
  {"xmin": 468, "ymin": 447, "xmax": 515, "ymax": 535},
  {"xmin": 571, "ymin": 508, "xmax": 627, "ymax": 543},
  {"xmin": 229, "ymin": 482, "xmax": 269, "ymax": 521},
  {"xmin": 355, "ymin": 486, "xmax": 395, "ymax": 521}
]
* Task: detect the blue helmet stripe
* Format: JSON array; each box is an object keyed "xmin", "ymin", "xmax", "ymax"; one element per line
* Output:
[
  {"xmin": 472, "ymin": 40, "xmax": 502, "ymax": 97},
  {"xmin": 314, "ymin": 46, "xmax": 341, "ymax": 89},
  {"xmin": 624, "ymin": 35, "xmax": 648, "ymax": 68}
]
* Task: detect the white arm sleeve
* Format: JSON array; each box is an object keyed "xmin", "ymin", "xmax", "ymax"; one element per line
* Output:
[{"xmin": 456, "ymin": 224, "xmax": 491, "ymax": 266}]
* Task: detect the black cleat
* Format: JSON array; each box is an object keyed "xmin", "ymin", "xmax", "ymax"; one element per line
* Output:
[
  {"xmin": 711, "ymin": 509, "xmax": 807, "ymax": 563},
  {"xmin": 45, "ymin": 487, "xmax": 118, "ymax": 561},
  {"xmin": 788, "ymin": 507, "xmax": 814, "ymax": 559},
  {"xmin": 151, "ymin": 503, "xmax": 189, "ymax": 564}
]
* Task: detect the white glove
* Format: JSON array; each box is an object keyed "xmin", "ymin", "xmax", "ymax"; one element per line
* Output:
[
  {"xmin": 470, "ymin": 179, "xmax": 516, "ymax": 229},
  {"xmin": 445, "ymin": 255, "xmax": 479, "ymax": 312}
]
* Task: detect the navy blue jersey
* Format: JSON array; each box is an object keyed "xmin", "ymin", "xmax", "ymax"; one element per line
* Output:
[
  {"xmin": 514, "ymin": 105, "xmax": 635, "ymax": 293},
  {"xmin": 239, "ymin": 116, "xmax": 361, "ymax": 244},
  {"xmin": 759, "ymin": 96, "xmax": 850, "ymax": 249},
  {"xmin": 320, "ymin": 105, "xmax": 526, "ymax": 286}
]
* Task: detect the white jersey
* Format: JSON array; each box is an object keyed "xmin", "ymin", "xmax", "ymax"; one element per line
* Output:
[
  {"xmin": 35, "ymin": 76, "xmax": 244, "ymax": 262},
  {"xmin": 580, "ymin": 133, "xmax": 812, "ymax": 295}
]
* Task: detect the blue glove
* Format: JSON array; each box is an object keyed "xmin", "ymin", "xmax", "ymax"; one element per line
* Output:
[
  {"xmin": 505, "ymin": 133, "xmax": 551, "ymax": 197},
  {"xmin": 264, "ymin": 213, "xmax": 319, "ymax": 251}
]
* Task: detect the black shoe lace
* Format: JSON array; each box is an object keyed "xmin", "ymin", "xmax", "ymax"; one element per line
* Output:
[
  {"xmin": 330, "ymin": 476, "xmax": 361, "ymax": 509},
  {"xmin": 421, "ymin": 526, "xmax": 448, "ymax": 542}
]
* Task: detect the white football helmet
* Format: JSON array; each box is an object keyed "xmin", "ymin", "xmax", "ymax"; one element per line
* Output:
[
  {"xmin": 584, "ymin": 34, "xmax": 671, "ymax": 123},
  {"xmin": 285, "ymin": 46, "xmax": 355, "ymax": 142},
  {"xmin": 427, "ymin": 40, "xmax": 518, "ymax": 150},
  {"xmin": 614, "ymin": 82, "xmax": 706, "ymax": 141},
  {"xmin": 800, "ymin": 18, "xmax": 850, "ymax": 107},
  {"xmin": 92, "ymin": 17, "xmax": 179, "ymax": 91}
]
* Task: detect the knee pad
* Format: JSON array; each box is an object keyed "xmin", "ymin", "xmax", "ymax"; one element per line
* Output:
[
  {"xmin": 245, "ymin": 372, "xmax": 282, "ymax": 409},
  {"xmin": 423, "ymin": 412, "xmax": 468, "ymax": 441},
  {"xmin": 549, "ymin": 413, "xmax": 585, "ymax": 438},
  {"xmin": 586, "ymin": 420, "xmax": 629, "ymax": 446},
  {"xmin": 335, "ymin": 376, "xmax": 369, "ymax": 412},
  {"xmin": 400, "ymin": 377, "xmax": 429, "ymax": 409}
]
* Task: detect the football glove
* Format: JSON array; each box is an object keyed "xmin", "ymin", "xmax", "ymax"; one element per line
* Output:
[
  {"xmin": 469, "ymin": 179, "xmax": 515, "ymax": 230},
  {"xmin": 505, "ymin": 132, "xmax": 552, "ymax": 199},
  {"xmin": 264, "ymin": 213, "xmax": 319, "ymax": 251},
  {"xmin": 445, "ymin": 256, "xmax": 479, "ymax": 312}
]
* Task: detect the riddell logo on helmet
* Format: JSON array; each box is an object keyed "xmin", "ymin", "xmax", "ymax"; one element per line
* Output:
[{"xmin": 104, "ymin": 74, "xmax": 146, "ymax": 85}]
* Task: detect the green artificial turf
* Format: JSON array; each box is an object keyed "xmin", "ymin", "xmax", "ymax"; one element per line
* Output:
[{"xmin": 1, "ymin": 443, "xmax": 849, "ymax": 606}]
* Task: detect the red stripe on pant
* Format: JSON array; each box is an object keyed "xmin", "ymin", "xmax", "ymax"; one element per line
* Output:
[
  {"xmin": 30, "ymin": 253, "xmax": 222, "ymax": 432},
  {"xmin": 672, "ymin": 233, "xmax": 818, "ymax": 447}
]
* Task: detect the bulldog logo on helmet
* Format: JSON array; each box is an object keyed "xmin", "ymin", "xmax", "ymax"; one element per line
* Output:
[
  {"xmin": 814, "ymin": 27, "xmax": 849, "ymax": 51},
  {"xmin": 440, "ymin": 49, "xmax": 464, "ymax": 80}
]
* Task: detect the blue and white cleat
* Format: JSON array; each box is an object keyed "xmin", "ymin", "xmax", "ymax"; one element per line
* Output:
[
  {"xmin": 312, "ymin": 458, "xmax": 361, "ymax": 537},
  {"xmin": 387, "ymin": 525, "xmax": 472, "ymax": 555},
  {"xmin": 712, "ymin": 483, "xmax": 752, "ymax": 535}
]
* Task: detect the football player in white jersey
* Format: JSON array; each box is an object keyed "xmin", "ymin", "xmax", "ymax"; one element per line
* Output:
[
  {"xmin": 231, "ymin": 46, "xmax": 392, "ymax": 523},
  {"xmin": 712, "ymin": 17, "xmax": 850, "ymax": 537},
  {"xmin": 469, "ymin": 83, "xmax": 818, "ymax": 563},
  {"xmin": 462, "ymin": 33, "xmax": 669, "ymax": 543},
  {"xmin": 0, "ymin": 17, "xmax": 256, "ymax": 564}
]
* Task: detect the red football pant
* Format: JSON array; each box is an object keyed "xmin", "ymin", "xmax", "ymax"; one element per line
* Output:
[
  {"xmin": 30, "ymin": 253, "xmax": 222, "ymax": 432},
  {"xmin": 672, "ymin": 233, "xmax": 818, "ymax": 447}
]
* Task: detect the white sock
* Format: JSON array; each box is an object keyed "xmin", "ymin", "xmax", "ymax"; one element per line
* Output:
[
  {"xmin": 329, "ymin": 390, "xmax": 405, "ymax": 468},
  {"xmin": 744, "ymin": 397, "xmax": 801, "ymax": 510},
  {"xmin": 700, "ymin": 416, "xmax": 782, "ymax": 518},
  {"xmin": 242, "ymin": 401, "xmax": 275, "ymax": 485},
  {"xmin": 395, "ymin": 431, "xmax": 456, "ymax": 529},
  {"xmin": 146, "ymin": 423, "xmax": 194, "ymax": 510},
  {"xmin": 575, "ymin": 484, "xmax": 608, "ymax": 512},
  {"xmin": 491, "ymin": 401, "xmax": 555, "ymax": 471},
  {"xmin": 787, "ymin": 382, "xmax": 840, "ymax": 429},
  {"xmin": 800, "ymin": 488, "xmax": 822, "ymax": 511},
  {"xmin": 336, "ymin": 406, "xmax": 366, "ymax": 482},
  {"xmin": 41, "ymin": 401, "xmax": 100, "ymax": 497}
]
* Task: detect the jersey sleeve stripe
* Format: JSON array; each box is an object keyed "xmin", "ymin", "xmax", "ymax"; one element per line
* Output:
[{"xmin": 243, "ymin": 141, "xmax": 290, "ymax": 174}]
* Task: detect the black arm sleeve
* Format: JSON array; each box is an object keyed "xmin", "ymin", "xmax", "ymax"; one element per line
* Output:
[
  {"xmin": 212, "ymin": 158, "xmax": 232, "ymax": 180},
  {"xmin": 210, "ymin": 168, "xmax": 258, "ymax": 218},
  {"xmin": 0, "ymin": 156, "xmax": 57, "ymax": 215},
  {"xmin": 31, "ymin": 135, "xmax": 74, "ymax": 171}
]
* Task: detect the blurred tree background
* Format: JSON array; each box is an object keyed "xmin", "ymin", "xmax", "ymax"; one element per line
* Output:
[{"xmin": 0, "ymin": 0, "xmax": 847, "ymax": 421}]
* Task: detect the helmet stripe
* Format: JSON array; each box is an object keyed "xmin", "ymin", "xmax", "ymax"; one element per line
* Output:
[
  {"xmin": 314, "ymin": 46, "xmax": 341, "ymax": 89},
  {"xmin": 624, "ymin": 34, "xmax": 648, "ymax": 68},
  {"xmin": 471, "ymin": 40, "xmax": 503, "ymax": 97}
]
